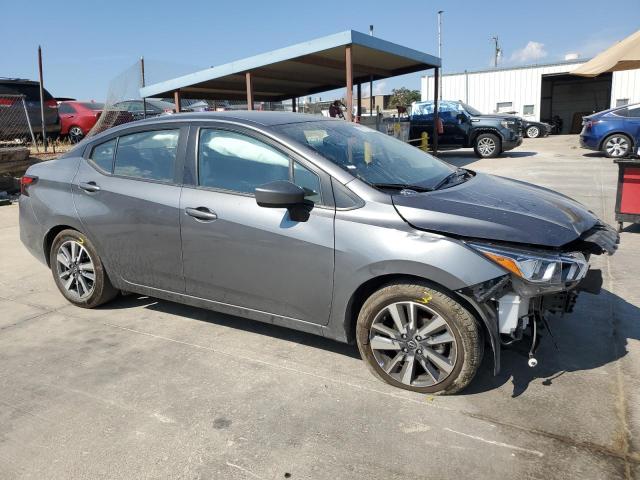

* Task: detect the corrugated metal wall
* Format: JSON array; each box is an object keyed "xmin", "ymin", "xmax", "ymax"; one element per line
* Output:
[
  {"xmin": 422, "ymin": 63, "xmax": 640, "ymax": 122},
  {"xmin": 611, "ymin": 70, "xmax": 640, "ymax": 105}
]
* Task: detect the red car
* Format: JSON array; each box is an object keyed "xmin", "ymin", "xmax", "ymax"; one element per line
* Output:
[{"xmin": 58, "ymin": 101, "xmax": 103, "ymax": 142}]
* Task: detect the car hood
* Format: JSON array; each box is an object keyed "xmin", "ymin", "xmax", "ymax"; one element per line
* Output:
[
  {"xmin": 392, "ymin": 172, "xmax": 599, "ymax": 248},
  {"xmin": 470, "ymin": 113, "xmax": 519, "ymax": 122}
]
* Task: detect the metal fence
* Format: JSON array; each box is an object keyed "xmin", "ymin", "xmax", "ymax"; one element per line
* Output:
[{"xmin": 0, "ymin": 94, "xmax": 37, "ymax": 148}]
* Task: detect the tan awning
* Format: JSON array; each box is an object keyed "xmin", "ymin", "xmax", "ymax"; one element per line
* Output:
[{"xmin": 572, "ymin": 30, "xmax": 640, "ymax": 77}]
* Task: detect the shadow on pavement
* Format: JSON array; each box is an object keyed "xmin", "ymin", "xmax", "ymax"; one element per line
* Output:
[
  {"xmin": 99, "ymin": 286, "xmax": 638, "ymax": 397},
  {"xmin": 621, "ymin": 223, "xmax": 640, "ymax": 234},
  {"xmin": 463, "ymin": 289, "xmax": 640, "ymax": 397},
  {"xmin": 99, "ymin": 294, "xmax": 362, "ymax": 359}
]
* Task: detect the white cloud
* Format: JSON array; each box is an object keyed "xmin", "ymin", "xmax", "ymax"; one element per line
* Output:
[
  {"xmin": 510, "ymin": 41, "xmax": 547, "ymax": 64},
  {"xmin": 373, "ymin": 80, "xmax": 387, "ymax": 95}
]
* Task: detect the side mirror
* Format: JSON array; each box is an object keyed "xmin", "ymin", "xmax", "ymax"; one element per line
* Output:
[
  {"xmin": 456, "ymin": 113, "xmax": 467, "ymax": 123},
  {"xmin": 255, "ymin": 180, "xmax": 305, "ymax": 208}
]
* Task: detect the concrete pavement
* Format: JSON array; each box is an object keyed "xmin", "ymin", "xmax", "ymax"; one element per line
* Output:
[{"xmin": 0, "ymin": 135, "xmax": 638, "ymax": 479}]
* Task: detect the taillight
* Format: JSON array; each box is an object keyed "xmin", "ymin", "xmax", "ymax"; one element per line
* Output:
[
  {"xmin": 46, "ymin": 99, "xmax": 58, "ymax": 109},
  {"xmin": 0, "ymin": 98, "xmax": 17, "ymax": 108},
  {"xmin": 20, "ymin": 175, "xmax": 38, "ymax": 196}
]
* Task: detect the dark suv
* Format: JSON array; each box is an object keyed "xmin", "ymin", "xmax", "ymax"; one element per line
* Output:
[
  {"xmin": 410, "ymin": 100, "xmax": 523, "ymax": 158},
  {"xmin": 0, "ymin": 78, "xmax": 60, "ymax": 140}
]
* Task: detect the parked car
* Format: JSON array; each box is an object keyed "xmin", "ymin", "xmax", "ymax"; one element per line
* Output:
[
  {"xmin": 522, "ymin": 119, "xmax": 551, "ymax": 138},
  {"xmin": 0, "ymin": 78, "xmax": 60, "ymax": 140},
  {"xmin": 19, "ymin": 112, "xmax": 618, "ymax": 394},
  {"xmin": 580, "ymin": 103, "xmax": 640, "ymax": 158},
  {"xmin": 111, "ymin": 99, "xmax": 176, "ymax": 121},
  {"xmin": 410, "ymin": 100, "xmax": 523, "ymax": 158},
  {"xmin": 58, "ymin": 101, "xmax": 104, "ymax": 143}
]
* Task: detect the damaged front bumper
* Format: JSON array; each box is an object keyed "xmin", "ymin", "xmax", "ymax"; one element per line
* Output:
[{"xmin": 456, "ymin": 222, "xmax": 619, "ymax": 374}]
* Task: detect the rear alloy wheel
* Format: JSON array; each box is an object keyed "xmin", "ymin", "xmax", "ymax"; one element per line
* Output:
[
  {"xmin": 526, "ymin": 125, "xmax": 540, "ymax": 138},
  {"xmin": 603, "ymin": 134, "xmax": 631, "ymax": 158},
  {"xmin": 50, "ymin": 229, "xmax": 118, "ymax": 308},
  {"xmin": 68, "ymin": 126, "xmax": 84, "ymax": 143},
  {"xmin": 356, "ymin": 283, "xmax": 483, "ymax": 394},
  {"xmin": 473, "ymin": 133, "xmax": 501, "ymax": 158}
]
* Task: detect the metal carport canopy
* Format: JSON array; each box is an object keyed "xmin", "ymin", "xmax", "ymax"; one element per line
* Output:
[{"xmin": 139, "ymin": 30, "xmax": 440, "ymax": 103}]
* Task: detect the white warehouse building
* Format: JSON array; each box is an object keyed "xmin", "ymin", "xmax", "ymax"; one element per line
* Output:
[{"xmin": 421, "ymin": 60, "xmax": 640, "ymax": 134}]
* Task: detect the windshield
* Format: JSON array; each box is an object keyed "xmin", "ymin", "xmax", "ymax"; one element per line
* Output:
[
  {"xmin": 273, "ymin": 120, "xmax": 455, "ymax": 189},
  {"xmin": 460, "ymin": 102, "xmax": 483, "ymax": 116}
]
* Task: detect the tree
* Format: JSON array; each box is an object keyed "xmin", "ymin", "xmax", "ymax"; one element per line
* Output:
[{"xmin": 388, "ymin": 87, "xmax": 421, "ymax": 108}]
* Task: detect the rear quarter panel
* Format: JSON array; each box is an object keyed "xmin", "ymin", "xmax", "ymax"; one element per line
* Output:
[
  {"xmin": 594, "ymin": 115, "xmax": 629, "ymax": 148},
  {"xmin": 25, "ymin": 155, "xmax": 84, "ymax": 261}
]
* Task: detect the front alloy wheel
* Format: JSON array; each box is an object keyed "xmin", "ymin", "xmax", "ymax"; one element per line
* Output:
[
  {"xmin": 473, "ymin": 133, "xmax": 501, "ymax": 158},
  {"xmin": 604, "ymin": 134, "xmax": 631, "ymax": 158},
  {"xmin": 369, "ymin": 301, "xmax": 457, "ymax": 387},
  {"xmin": 526, "ymin": 126, "xmax": 540, "ymax": 138},
  {"xmin": 356, "ymin": 283, "xmax": 483, "ymax": 394}
]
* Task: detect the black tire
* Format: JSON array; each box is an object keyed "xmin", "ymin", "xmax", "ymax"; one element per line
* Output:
[
  {"xmin": 525, "ymin": 125, "xmax": 541, "ymax": 138},
  {"xmin": 68, "ymin": 126, "xmax": 84, "ymax": 144},
  {"xmin": 473, "ymin": 133, "xmax": 501, "ymax": 158},
  {"xmin": 356, "ymin": 282, "xmax": 483, "ymax": 395},
  {"xmin": 50, "ymin": 229, "xmax": 118, "ymax": 308},
  {"xmin": 602, "ymin": 133, "xmax": 632, "ymax": 158}
]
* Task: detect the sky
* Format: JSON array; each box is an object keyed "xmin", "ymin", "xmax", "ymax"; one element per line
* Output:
[{"xmin": 1, "ymin": 0, "xmax": 638, "ymax": 102}]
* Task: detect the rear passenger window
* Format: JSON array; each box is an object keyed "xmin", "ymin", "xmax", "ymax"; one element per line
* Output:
[
  {"xmin": 90, "ymin": 138, "xmax": 116, "ymax": 173},
  {"xmin": 198, "ymin": 129, "xmax": 290, "ymax": 194},
  {"xmin": 114, "ymin": 129, "xmax": 179, "ymax": 182},
  {"xmin": 627, "ymin": 107, "xmax": 640, "ymax": 118}
]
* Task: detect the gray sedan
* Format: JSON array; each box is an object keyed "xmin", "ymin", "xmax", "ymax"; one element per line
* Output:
[{"xmin": 19, "ymin": 112, "xmax": 617, "ymax": 394}]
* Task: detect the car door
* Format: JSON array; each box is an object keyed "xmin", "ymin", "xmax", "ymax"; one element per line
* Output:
[
  {"xmin": 625, "ymin": 105, "xmax": 640, "ymax": 152},
  {"xmin": 438, "ymin": 101, "xmax": 462, "ymax": 146},
  {"xmin": 58, "ymin": 103, "xmax": 76, "ymax": 134},
  {"xmin": 179, "ymin": 124, "xmax": 335, "ymax": 325},
  {"xmin": 410, "ymin": 101, "xmax": 433, "ymax": 141},
  {"xmin": 72, "ymin": 124, "xmax": 188, "ymax": 293}
]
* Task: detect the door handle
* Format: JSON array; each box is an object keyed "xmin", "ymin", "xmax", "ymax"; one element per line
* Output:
[
  {"xmin": 79, "ymin": 181, "xmax": 100, "ymax": 192},
  {"xmin": 185, "ymin": 207, "xmax": 218, "ymax": 221}
]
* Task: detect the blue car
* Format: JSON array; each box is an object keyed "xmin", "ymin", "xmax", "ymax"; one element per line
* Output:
[{"xmin": 580, "ymin": 103, "xmax": 640, "ymax": 158}]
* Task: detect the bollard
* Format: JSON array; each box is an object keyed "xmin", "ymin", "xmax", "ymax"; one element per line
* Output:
[{"xmin": 420, "ymin": 131, "xmax": 429, "ymax": 152}]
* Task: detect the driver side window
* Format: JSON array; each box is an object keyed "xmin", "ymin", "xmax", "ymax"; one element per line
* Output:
[
  {"xmin": 198, "ymin": 129, "xmax": 290, "ymax": 194},
  {"xmin": 198, "ymin": 128, "xmax": 323, "ymax": 203}
]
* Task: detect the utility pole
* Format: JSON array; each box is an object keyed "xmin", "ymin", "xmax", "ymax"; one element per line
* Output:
[
  {"xmin": 140, "ymin": 56, "xmax": 147, "ymax": 119},
  {"xmin": 37, "ymin": 45, "xmax": 47, "ymax": 152},
  {"xmin": 437, "ymin": 11, "xmax": 443, "ymax": 99},
  {"xmin": 491, "ymin": 35, "xmax": 501, "ymax": 68},
  {"xmin": 369, "ymin": 25, "xmax": 374, "ymax": 116}
]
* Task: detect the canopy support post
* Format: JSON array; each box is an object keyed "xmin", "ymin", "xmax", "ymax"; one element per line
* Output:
[
  {"xmin": 432, "ymin": 67, "xmax": 439, "ymax": 154},
  {"xmin": 246, "ymin": 72, "xmax": 254, "ymax": 110},
  {"xmin": 356, "ymin": 82, "xmax": 361, "ymax": 120},
  {"xmin": 345, "ymin": 45, "xmax": 353, "ymax": 121},
  {"xmin": 173, "ymin": 90, "xmax": 181, "ymax": 112},
  {"xmin": 291, "ymin": 97, "xmax": 296, "ymax": 112}
]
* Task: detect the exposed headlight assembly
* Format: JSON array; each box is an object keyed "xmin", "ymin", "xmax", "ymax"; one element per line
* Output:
[
  {"xmin": 469, "ymin": 243, "xmax": 588, "ymax": 285},
  {"xmin": 500, "ymin": 120, "xmax": 516, "ymax": 128}
]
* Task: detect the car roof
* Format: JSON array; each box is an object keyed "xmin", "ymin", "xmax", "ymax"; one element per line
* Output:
[
  {"xmin": 65, "ymin": 111, "xmax": 333, "ymax": 153},
  {"xmin": 127, "ymin": 110, "xmax": 330, "ymax": 127},
  {"xmin": 597, "ymin": 102, "xmax": 640, "ymax": 115},
  {"xmin": 0, "ymin": 78, "xmax": 39, "ymax": 85}
]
